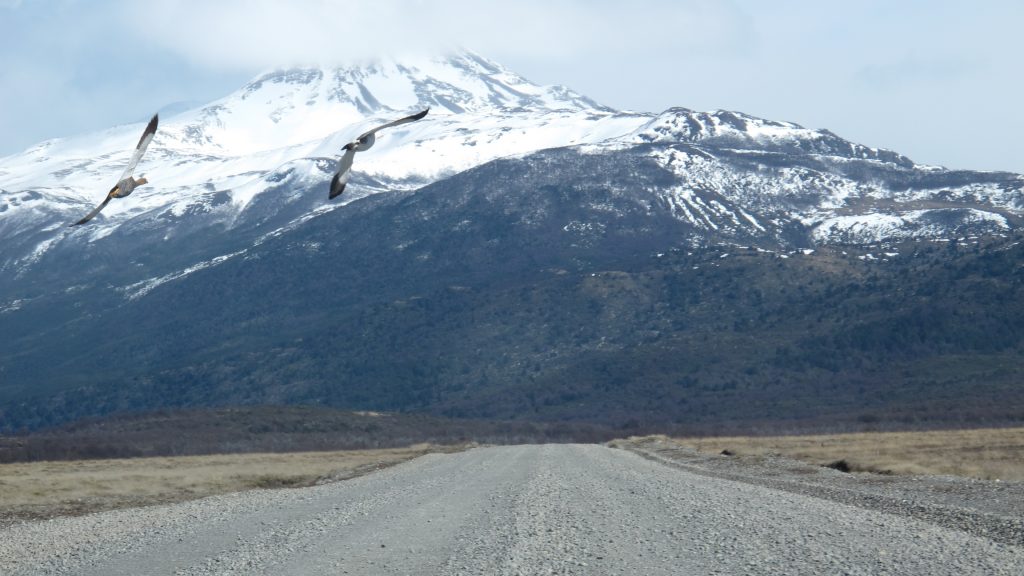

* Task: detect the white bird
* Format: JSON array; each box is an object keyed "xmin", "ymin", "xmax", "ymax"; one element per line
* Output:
[
  {"xmin": 71, "ymin": 114, "xmax": 159, "ymax": 226},
  {"xmin": 329, "ymin": 108, "xmax": 429, "ymax": 200}
]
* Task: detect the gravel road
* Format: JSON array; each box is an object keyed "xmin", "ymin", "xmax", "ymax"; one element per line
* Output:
[{"xmin": 1, "ymin": 444, "xmax": 1021, "ymax": 575}]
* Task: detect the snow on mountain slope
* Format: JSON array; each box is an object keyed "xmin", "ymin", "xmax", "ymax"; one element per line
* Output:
[
  {"xmin": 0, "ymin": 51, "xmax": 645, "ymax": 235},
  {"xmin": 603, "ymin": 108, "xmax": 1024, "ymax": 243},
  {"xmin": 0, "ymin": 51, "xmax": 651, "ymax": 285},
  {"xmin": 3, "ymin": 50, "xmax": 1024, "ymax": 293},
  {"xmin": 812, "ymin": 209, "xmax": 1011, "ymax": 244},
  {"xmin": 627, "ymin": 107, "xmax": 914, "ymax": 166}
]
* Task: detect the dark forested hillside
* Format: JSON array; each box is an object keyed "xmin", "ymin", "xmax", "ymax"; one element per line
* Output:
[
  {"xmin": 5, "ymin": 219, "xmax": 1024, "ymax": 432},
  {"xmin": 4, "ymin": 148, "xmax": 1024, "ymax": 433}
]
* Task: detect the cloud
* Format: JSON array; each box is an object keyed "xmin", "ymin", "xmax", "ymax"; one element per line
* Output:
[
  {"xmin": 0, "ymin": 0, "xmax": 753, "ymax": 156},
  {"xmin": 0, "ymin": 0, "xmax": 247, "ymax": 153},
  {"xmin": 1, "ymin": 0, "xmax": 1022, "ymax": 173},
  {"xmin": 126, "ymin": 0, "xmax": 752, "ymax": 71}
]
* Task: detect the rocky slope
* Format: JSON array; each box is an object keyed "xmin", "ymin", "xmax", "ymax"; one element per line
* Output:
[{"xmin": 2, "ymin": 51, "xmax": 1024, "ymax": 431}]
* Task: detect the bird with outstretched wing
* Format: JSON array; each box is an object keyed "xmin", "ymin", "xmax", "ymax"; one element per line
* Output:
[
  {"xmin": 71, "ymin": 114, "xmax": 159, "ymax": 226},
  {"xmin": 329, "ymin": 108, "xmax": 429, "ymax": 200}
]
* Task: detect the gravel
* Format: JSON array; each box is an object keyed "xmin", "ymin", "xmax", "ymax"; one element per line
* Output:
[
  {"xmin": 622, "ymin": 436, "xmax": 1024, "ymax": 547},
  {"xmin": 1, "ymin": 444, "xmax": 1021, "ymax": 575}
]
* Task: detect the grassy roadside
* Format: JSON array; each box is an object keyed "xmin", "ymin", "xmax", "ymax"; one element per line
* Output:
[
  {"xmin": 647, "ymin": 427, "xmax": 1024, "ymax": 481},
  {"xmin": 0, "ymin": 443, "xmax": 467, "ymax": 526}
]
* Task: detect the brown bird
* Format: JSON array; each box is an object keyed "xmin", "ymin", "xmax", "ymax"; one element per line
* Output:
[
  {"xmin": 71, "ymin": 114, "xmax": 159, "ymax": 226},
  {"xmin": 330, "ymin": 108, "xmax": 429, "ymax": 200}
]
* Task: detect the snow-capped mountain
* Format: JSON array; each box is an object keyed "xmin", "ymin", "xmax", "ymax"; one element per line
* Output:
[
  {"xmin": 623, "ymin": 108, "xmax": 1024, "ymax": 240},
  {"xmin": 3, "ymin": 50, "xmax": 1023, "ymax": 285},
  {"xmin": 0, "ymin": 51, "xmax": 640, "ymax": 229},
  {"xmin": 5, "ymin": 51, "xmax": 1024, "ymax": 431},
  {"xmin": 0, "ymin": 52, "xmax": 654, "ymax": 302},
  {"xmin": 1, "ymin": 50, "xmax": 1022, "ymax": 337}
]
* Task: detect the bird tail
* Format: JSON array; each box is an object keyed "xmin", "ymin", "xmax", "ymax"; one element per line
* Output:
[{"xmin": 329, "ymin": 171, "xmax": 347, "ymax": 200}]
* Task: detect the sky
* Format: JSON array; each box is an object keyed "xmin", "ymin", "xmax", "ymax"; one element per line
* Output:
[{"xmin": 1, "ymin": 0, "xmax": 1022, "ymax": 173}]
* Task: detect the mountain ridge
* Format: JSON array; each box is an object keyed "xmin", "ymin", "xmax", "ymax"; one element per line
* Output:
[{"xmin": 2, "ymin": 51, "xmax": 1024, "ymax": 431}]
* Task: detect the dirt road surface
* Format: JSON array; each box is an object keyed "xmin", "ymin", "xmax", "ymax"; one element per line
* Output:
[{"xmin": 1, "ymin": 444, "xmax": 1021, "ymax": 575}]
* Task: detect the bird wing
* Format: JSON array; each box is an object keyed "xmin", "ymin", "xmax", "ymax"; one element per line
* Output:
[
  {"xmin": 329, "ymin": 147, "xmax": 358, "ymax": 199},
  {"xmin": 356, "ymin": 108, "xmax": 429, "ymax": 141},
  {"xmin": 330, "ymin": 109, "xmax": 427, "ymax": 199},
  {"xmin": 70, "ymin": 190, "xmax": 115, "ymax": 227},
  {"xmin": 118, "ymin": 114, "xmax": 159, "ymax": 181}
]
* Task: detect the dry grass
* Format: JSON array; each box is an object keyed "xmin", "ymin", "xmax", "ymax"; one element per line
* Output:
[
  {"xmin": 663, "ymin": 427, "xmax": 1024, "ymax": 481},
  {"xmin": 0, "ymin": 444, "xmax": 463, "ymax": 524}
]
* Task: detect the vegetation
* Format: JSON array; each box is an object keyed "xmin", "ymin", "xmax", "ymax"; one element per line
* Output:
[
  {"xmin": 4, "ymin": 151, "xmax": 1024, "ymax": 433},
  {"xmin": 644, "ymin": 426, "xmax": 1024, "ymax": 481},
  {"xmin": 0, "ymin": 445, "xmax": 452, "ymax": 525},
  {"xmin": 0, "ymin": 406, "xmax": 617, "ymax": 463}
]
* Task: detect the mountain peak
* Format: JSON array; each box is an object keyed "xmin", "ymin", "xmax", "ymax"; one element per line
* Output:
[
  {"xmin": 158, "ymin": 51, "xmax": 617, "ymax": 158},
  {"xmin": 0, "ymin": 50, "xmax": 642, "ymax": 235},
  {"xmin": 235, "ymin": 51, "xmax": 610, "ymax": 118},
  {"xmin": 628, "ymin": 107, "xmax": 915, "ymax": 167}
]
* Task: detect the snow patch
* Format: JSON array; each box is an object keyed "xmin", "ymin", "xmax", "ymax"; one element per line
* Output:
[
  {"xmin": 813, "ymin": 209, "xmax": 1009, "ymax": 244},
  {"xmin": 121, "ymin": 249, "xmax": 248, "ymax": 300}
]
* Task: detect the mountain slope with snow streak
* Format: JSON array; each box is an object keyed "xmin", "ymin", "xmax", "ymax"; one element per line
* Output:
[
  {"xmin": 2, "ymin": 50, "xmax": 1023, "ymax": 306},
  {"xmin": 5, "ymin": 52, "xmax": 1024, "ymax": 431},
  {"xmin": 0, "ymin": 52, "xmax": 640, "ymax": 227},
  {"xmin": 0, "ymin": 52, "xmax": 647, "ymax": 298}
]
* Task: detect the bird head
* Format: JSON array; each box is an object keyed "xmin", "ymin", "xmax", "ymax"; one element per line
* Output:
[{"xmin": 136, "ymin": 176, "xmax": 149, "ymax": 186}]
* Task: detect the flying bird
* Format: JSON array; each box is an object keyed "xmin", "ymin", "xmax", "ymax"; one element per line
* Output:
[
  {"xmin": 70, "ymin": 114, "xmax": 159, "ymax": 226},
  {"xmin": 329, "ymin": 108, "xmax": 429, "ymax": 200}
]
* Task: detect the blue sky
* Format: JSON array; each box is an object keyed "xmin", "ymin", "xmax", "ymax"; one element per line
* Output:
[{"xmin": 2, "ymin": 0, "xmax": 1022, "ymax": 173}]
